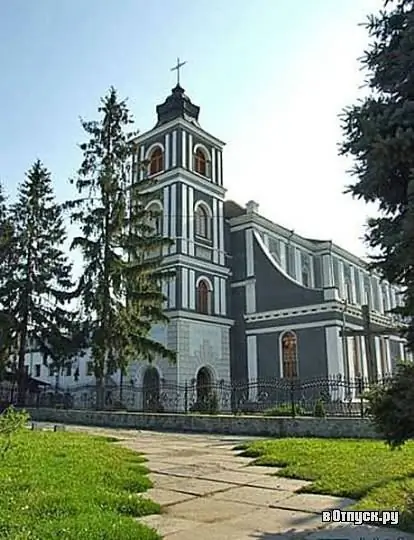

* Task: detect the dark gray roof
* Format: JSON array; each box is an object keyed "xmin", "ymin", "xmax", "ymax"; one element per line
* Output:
[{"xmin": 155, "ymin": 85, "xmax": 200, "ymax": 127}]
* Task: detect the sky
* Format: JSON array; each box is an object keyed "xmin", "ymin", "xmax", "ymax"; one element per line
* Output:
[{"xmin": 0, "ymin": 0, "xmax": 383, "ymax": 269}]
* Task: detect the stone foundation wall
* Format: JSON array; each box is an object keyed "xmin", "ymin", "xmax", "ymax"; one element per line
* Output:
[{"xmin": 26, "ymin": 408, "xmax": 380, "ymax": 439}]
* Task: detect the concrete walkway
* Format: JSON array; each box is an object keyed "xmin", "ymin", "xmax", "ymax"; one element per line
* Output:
[{"xmin": 69, "ymin": 426, "xmax": 414, "ymax": 540}]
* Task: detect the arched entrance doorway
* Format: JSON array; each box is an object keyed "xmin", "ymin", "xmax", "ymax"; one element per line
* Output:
[
  {"xmin": 196, "ymin": 366, "xmax": 213, "ymax": 404},
  {"xmin": 142, "ymin": 366, "xmax": 160, "ymax": 412}
]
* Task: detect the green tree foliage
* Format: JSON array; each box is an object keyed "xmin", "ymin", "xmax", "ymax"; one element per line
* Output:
[
  {"xmin": 4, "ymin": 161, "xmax": 83, "ymax": 403},
  {"xmin": 340, "ymin": 0, "xmax": 414, "ymax": 349},
  {"xmin": 68, "ymin": 87, "xmax": 176, "ymax": 408},
  {"xmin": 366, "ymin": 362, "xmax": 414, "ymax": 447},
  {"xmin": 0, "ymin": 182, "xmax": 15, "ymax": 377}
]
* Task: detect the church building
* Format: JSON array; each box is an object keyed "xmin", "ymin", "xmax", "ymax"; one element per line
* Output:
[{"xmin": 21, "ymin": 78, "xmax": 410, "ymax": 409}]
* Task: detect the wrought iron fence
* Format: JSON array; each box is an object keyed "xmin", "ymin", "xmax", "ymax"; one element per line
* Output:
[{"xmin": 8, "ymin": 373, "xmax": 394, "ymax": 418}]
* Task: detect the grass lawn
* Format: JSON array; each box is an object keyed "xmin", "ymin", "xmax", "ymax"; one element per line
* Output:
[
  {"xmin": 0, "ymin": 430, "xmax": 161, "ymax": 540},
  {"xmin": 240, "ymin": 438, "xmax": 414, "ymax": 532}
]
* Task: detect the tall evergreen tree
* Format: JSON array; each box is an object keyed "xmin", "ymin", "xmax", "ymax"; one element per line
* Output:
[
  {"xmin": 6, "ymin": 161, "xmax": 83, "ymax": 403},
  {"xmin": 340, "ymin": 0, "xmax": 414, "ymax": 350},
  {"xmin": 0, "ymin": 181, "xmax": 15, "ymax": 377},
  {"xmin": 68, "ymin": 87, "xmax": 175, "ymax": 408}
]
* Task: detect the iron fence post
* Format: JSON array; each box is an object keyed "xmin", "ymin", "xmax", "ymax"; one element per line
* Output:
[
  {"xmin": 290, "ymin": 379, "xmax": 296, "ymax": 418},
  {"xmin": 184, "ymin": 381, "xmax": 188, "ymax": 413}
]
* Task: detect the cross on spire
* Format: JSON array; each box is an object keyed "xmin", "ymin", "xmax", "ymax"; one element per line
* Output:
[{"xmin": 171, "ymin": 57, "xmax": 187, "ymax": 87}]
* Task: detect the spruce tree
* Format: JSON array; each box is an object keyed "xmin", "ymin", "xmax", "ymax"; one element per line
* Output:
[
  {"xmin": 0, "ymin": 181, "xmax": 15, "ymax": 377},
  {"xmin": 68, "ymin": 87, "xmax": 176, "ymax": 409},
  {"xmin": 6, "ymin": 161, "xmax": 83, "ymax": 403},
  {"xmin": 340, "ymin": 0, "xmax": 414, "ymax": 350}
]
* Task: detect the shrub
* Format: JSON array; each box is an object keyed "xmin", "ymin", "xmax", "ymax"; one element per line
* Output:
[
  {"xmin": 263, "ymin": 403, "xmax": 304, "ymax": 416},
  {"xmin": 366, "ymin": 362, "xmax": 414, "ymax": 448},
  {"xmin": 0, "ymin": 406, "xmax": 29, "ymax": 458},
  {"xmin": 313, "ymin": 398, "xmax": 326, "ymax": 418}
]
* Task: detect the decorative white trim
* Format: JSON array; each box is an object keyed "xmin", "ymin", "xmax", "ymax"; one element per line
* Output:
[
  {"xmin": 194, "ymin": 199, "xmax": 213, "ymax": 216},
  {"xmin": 231, "ymin": 278, "xmax": 256, "ymax": 288},
  {"xmin": 246, "ymin": 320, "xmax": 357, "ymax": 336},
  {"xmin": 244, "ymin": 299, "xmax": 398, "ymax": 327},
  {"xmin": 220, "ymin": 278, "xmax": 226, "ymax": 315},
  {"xmin": 212, "ymin": 198, "xmax": 218, "ymax": 263},
  {"xmin": 182, "ymin": 130, "xmax": 187, "ymax": 168},
  {"xmin": 247, "ymin": 336, "xmax": 258, "ymax": 400},
  {"xmin": 162, "ymin": 187, "xmax": 169, "ymax": 255},
  {"xmin": 139, "ymin": 145, "xmax": 145, "ymax": 180},
  {"xmin": 254, "ymin": 231, "xmax": 318, "ymax": 290},
  {"xmin": 162, "ymin": 280, "xmax": 168, "ymax": 309},
  {"xmin": 399, "ymin": 341, "xmax": 406, "ymax": 362},
  {"xmin": 385, "ymin": 338, "xmax": 391, "ymax": 372},
  {"xmin": 172, "ymin": 130, "xmax": 177, "ymax": 167},
  {"xmin": 169, "ymin": 276, "xmax": 176, "ymax": 308},
  {"xmin": 167, "ymin": 310, "xmax": 234, "ymax": 326},
  {"xmin": 181, "ymin": 184, "xmax": 188, "ymax": 254},
  {"xmin": 325, "ymin": 326, "xmax": 344, "ymax": 377},
  {"xmin": 133, "ymin": 116, "xmax": 225, "ymax": 149},
  {"xmin": 280, "ymin": 241, "xmax": 287, "ymax": 271},
  {"xmin": 350, "ymin": 266, "xmax": 357, "ymax": 304},
  {"xmin": 162, "ymin": 254, "xmax": 231, "ymax": 276},
  {"xmin": 196, "ymin": 275, "xmax": 213, "ymax": 290},
  {"xmin": 214, "ymin": 276, "xmax": 220, "ymax": 315},
  {"xmin": 170, "ymin": 183, "xmax": 177, "ymax": 254},
  {"xmin": 245, "ymin": 281, "xmax": 256, "ymax": 314},
  {"xmin": 188, "ymin": 133, "xmax": 193, "ymax": 169},
  {"xmin": 217, "ymin": 150, "xmax": 222, "ymax": 185},
  {"xmin": 189, "ymin": 270, "xmax": 195, "ymax": 310},
  {"xmin": 211, "ymin": 148, "xmax": 216, "ymax": 183},
  {"xmin": 218, "ymin": 201, "xmax": 224, "ymax": 265},
  {"xmin": 164, "ymin": 133, "xmax": 170, "ymax": 170},
  {"xmin": 360, "ymin": 337, "xmax": 368, "ymax": 378},
  {"xmin": 145, "ymin": 199, "xmax": 163, "ymax": 211},
  {"xmin": 309, "ymin": 255, "xmax": 315, "ymax": 288},
  {"xmin": 188, "ymin": 187, "xmax": 194, "ymax": 256},
  {"xmin": 246, "ymin": 229, "xmax": 254, "ymax": 277},
  {"xmin": 145, "ymin": 142, "xmax": 165, "ymax": 160},
  {"xmin": 294, "ymin": 247, "xmax": 301, "ymax": 283},
  {"xmin": 374, "ymin": 337, "xmax": 382, "ymax": 378},
  {"xmin": 139, "ymin": 168, "xmax": 226, "ymax": 198},
  {"xmin": 193, "ymin": 143, "xmax": 212, "ymax": 162},
  {"xmin": 181, "ymin": 268, "xmax": 188, "ymax": 308},
  {"xmin": 338, "ymin": 260, "xmax": 345, "ymax": 299},
  {"xmin": 322, "ymin": 254, "xmax": 333, "ymax": 287}
]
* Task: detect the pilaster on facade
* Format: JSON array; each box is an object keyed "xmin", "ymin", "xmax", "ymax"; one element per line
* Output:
[{"xmin": 322, "ymin": 254, "xmax": 333, "ymax": 288}]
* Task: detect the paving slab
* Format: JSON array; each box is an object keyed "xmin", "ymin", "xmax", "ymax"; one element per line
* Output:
[
  {"xmin": 138, "ymin": 515, "xmax": 203, "ymax": 536},
  {"xmin": 211, "ymin": 485, "xmax": 295, "ymax": 506},
  {"xmin": 167, "ymin": 496, "xmax": 261, "ymax": 523},
  {"xmin": 308, "ymin": 524, "xmax": 414, "ymax": 540},
  {"xmin": 273, "ymin": 493, "xmax": 354, "ymax": 513},
  {"xmin": 199, "ymin": 469, "xmax": 271, "ymax": 486},
  {"xmin": 248, "ymin": 475, "xmax": 312, "ymax": 491},
  {"xmin": 166, "ymin": 477, "xmax": 234, "ymax": 496},
  {"xmin": 146, "ymin": 487, "xmax": 196, "ymax": 506},
  {"xmin": 226, "ymin": 506, "xmax": 324, "ymax": 533}
]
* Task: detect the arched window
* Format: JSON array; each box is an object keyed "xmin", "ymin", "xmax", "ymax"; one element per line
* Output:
[
  {"xmin": 195, "ymin": 204, "xmax": 211, "ymax": 239},
  {"xmin": 146, "ymin": 203, "xmax": 163, "ymax": 235},
  {"xmin": 281, "ymin": 332, "xmax": 298, "ymax": 378},
  {"xmin": 197, "ymin": 279, "xmax": 211, "ymax": 314},
  {"xmin": 194, "ymin": 148, "xmax": 207, "ymax": 176},
  {"xmin": 149, "ymin": 147, "xmax": 164, "ymax": 176}
]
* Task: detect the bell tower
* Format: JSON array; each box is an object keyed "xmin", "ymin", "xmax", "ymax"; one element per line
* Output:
[{"xmin": 131, "ymin": 61, "xmax": 232, "ymax": 396}]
